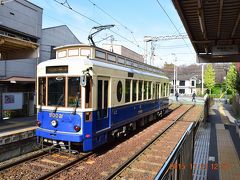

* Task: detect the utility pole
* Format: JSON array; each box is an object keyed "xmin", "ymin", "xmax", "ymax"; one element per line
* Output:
[
  {"xmin": 143, "ymin": 34, "xmax": 188, "ymax": 65},
  {"xmin": 172, "ymin": 53, "xmax": 177, "ymax": 95},
  {"xmin": 202, "ymin": 64, "xmax": 204, "ymax": 95}
]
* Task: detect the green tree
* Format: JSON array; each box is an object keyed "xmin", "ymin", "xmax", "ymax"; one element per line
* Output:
[
  {"xmin": 236, "ymin": 71, "xmax": 240, "ymax": 94},
  {"xmin": 204, "ymin": 64, "xmax": 215, "ymax": 94},
  {"xmin": 226, "ymin": 64, "xmax": 238, "ymax": 95}
]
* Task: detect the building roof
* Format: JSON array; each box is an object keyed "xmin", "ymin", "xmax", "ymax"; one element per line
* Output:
[
  {"xmin": 168, "ymin": 73, "xmax": 198, "ymax": 81},
  {"xmin": 172, "ymin": 0, "xmax": 240, "ymax": 63},
  {"xmin": 42, "ymin": 25, "xmax": 81, "ymax": 44}
]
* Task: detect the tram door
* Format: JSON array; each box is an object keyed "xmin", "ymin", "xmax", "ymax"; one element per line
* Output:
[{"xmin": 96, "ymin": 77, "xmax": 109, "ymax": 132}]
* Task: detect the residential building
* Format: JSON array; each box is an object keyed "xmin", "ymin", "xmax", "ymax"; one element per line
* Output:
[
  {"xmin": 0, "ymin": 1, "xmax": 80, "ymax": 119},
  {"xmin": 170, "ymin": 74, "xmax": 198, "ymax": 95},
  {"xmin": 102, "ymin": 44, "xmax": 144, "ymax": 63},
  {"xmin": 40, "ymin": 25, "xmax": 80, "ymax": 62}
]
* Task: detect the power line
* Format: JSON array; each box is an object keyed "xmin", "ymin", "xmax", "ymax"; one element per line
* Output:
[
  {"xmin": 155, "ymin": 0, "xmax": 195, "ymax": 57},
  {"xmin": 53, "ymin": 0, "xmax": 143, "ymax": 50},
  {"xmin": 87, "ymin": 0, "xmax": 140, "ymax": 47}
]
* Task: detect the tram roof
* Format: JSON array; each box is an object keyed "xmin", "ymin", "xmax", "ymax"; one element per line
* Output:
[{"xmin": 172, "ymin": 0, "xmax": 240, "ymax": 63}]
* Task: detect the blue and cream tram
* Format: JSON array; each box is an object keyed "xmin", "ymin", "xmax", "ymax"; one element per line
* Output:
[{"xmin": 36, "ymin": 44, "xmax": 170, "ymax": 151}]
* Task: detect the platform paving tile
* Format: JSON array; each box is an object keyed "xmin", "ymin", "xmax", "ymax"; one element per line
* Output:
[
  {"xmin": 216, "ymin": 128, "xmax": 240, "ymax": 180},
  {"xmin": 193, "ymin": 123, "xmax": 211, "ymax": 180}
]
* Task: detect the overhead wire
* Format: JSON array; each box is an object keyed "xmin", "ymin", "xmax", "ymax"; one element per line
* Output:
[
  {"xmin": 155, "ymin": 0, "xmax": 195, "ymax": 58},
  {"xmin": 87, "ymin": 0, "xmax": 140, "ymax": 47},
  {"xmin": 53, "ymin": 0, "xmax": 144, "ymax": 51}
]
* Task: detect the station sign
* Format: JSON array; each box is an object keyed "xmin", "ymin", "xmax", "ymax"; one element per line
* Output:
[{"xmin": 212, "ymin": 45, "xmax": 238, "ymax": 56}]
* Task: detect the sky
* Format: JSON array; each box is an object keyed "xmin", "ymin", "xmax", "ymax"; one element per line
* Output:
[{"xmin": 29, "ymin": 0, "xmax": 196, "ymax": 67}]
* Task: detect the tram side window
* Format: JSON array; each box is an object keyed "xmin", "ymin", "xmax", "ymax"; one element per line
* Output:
[
  {"xmin": 97, "ymin": 79, "xmax": 108, "ymax": 119},
  {"xmin": 148, "ymin": 81, "xmax": 152, "ymax": 99},
  {"xmin": 48, "ymin": 77, "xmax": 65, "ymax": 106},
  {"xmin": 157, "ymin": 84, "xmax": 159, "ymax": 99},
  {"xmin": 85, "ymin": 76, "xmax": 92, "ymax": 108},
  {"xmin": 132, "ymin": 80, "xmax": 137, "ymax": 102},
  {"xmin": 125, "ymin": 79, "xmax": 131, "ymax": 103},
  {"xmin": 68, "ymin": 77, "xmax": 81, "ymax": 107},
  {"xmin": 97, "ymin": 80, "xmax": 103, "ymax": 119},
  {"xmin": 38, "ymin": 77, "xmax": 46, "ymax": 105},
  {"xmin": 144, "ymin": 81, "xmax": 148, "ymax": 100},
  {"xmin": 103, "ymin": 81, "xmax": 108, "ymax": 117},
  {"xmin": 162, "ymin": 83, "xmax": 166, "ymax": 97},
  {"xmin": 152, "ymin": 83, "xmax": 155, "ymax": 99},
  {"xmin": 138, "ymin": 80, "xmax": 143, "ymax": 101}
]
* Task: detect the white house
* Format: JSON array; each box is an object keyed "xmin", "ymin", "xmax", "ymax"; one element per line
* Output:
[{"xmin": 170, "ymin": 74, "xmax": 197, "ymax": 95}]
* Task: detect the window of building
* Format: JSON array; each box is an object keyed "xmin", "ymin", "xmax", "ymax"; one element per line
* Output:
[
  {"xmin": 179, "ymin": 80, "xmax": 185, "ymax": 86},
  {"xmin": 138, "ymin": 80, "xmax": 143, "ymax": 101},
  {"xmin": 179, "ymin": 89, "xmax": 185, "ymax": 94},
  {"xmin": 117, "ymin": 80, "xmax": 123, "ymax": 102},
  {"xmin": 192, "ymin": 81, "xmax": 195, "ymax": 86},
  {"xmin": 132, "ymin": 80, "xmax": 137, "ymax": 102},
  {"xmin": 125, "ymin": 79, "xmax": 131, "ymax": 103},
  {"xmin": 50, "ymin": 46, "xmax": 56, "ymax": 59}
]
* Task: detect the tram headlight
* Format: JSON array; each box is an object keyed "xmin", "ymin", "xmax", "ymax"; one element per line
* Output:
[
  {"xmin": 74, "ymin": 125, "xmax": 81, "ymax": 132},
  {"xmin": 51, "ymin": 120, "xmax": 58, "ymax": 127}
]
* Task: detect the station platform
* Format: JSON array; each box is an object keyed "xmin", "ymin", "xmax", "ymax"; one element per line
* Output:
[
  {"xmin": 193, "ymin": 100, "xmax": 240, "ymax": 180},
  {"xmin": 169, "ymin": 95, "xmax": 205, "ymax": 105},
  {"xmin": 0, "ymin": 116, "xmax": 36, "ymax": 146}
]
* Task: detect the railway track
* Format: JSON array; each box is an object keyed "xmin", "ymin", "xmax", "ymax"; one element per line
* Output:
[
  {"xmin": 50, "ymin": 105, "xmax": 199, "ymax": 180},
  {"xmin": 0, "ymin": 104, "xmax": 203, "ymax": 180},
  {"xmin": 0, "ymin": 148, "xmax": 93, "ymax": 180},
  {"xmin": 106, "ymin": 105, "xmax": 196, "ymax": 179}
]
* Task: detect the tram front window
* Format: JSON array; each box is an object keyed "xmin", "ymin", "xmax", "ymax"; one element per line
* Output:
[
  {"xmin": 48, "ymin": 77, "xmax": 65, "ymax": 106},
  {"xmin": 38, "ymin": 77, "xmax": 46, "ymax": 105},
  {"xmin": 68, "ymin": 77, "xmax": 81, "ymax": 107}
]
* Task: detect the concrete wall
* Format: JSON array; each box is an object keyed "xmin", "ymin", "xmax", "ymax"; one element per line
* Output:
[
  {"xmin": 40, "ymin": 25, "xmax": 80, "ymax": 62},
  {"xmin": 0, "ymin": 59, "xmax": 36, "ymax": 78},
  {"xmin": 0, "ymin": 0, "xmax": 42, "ymax": 38},
  {"xmin": 102, "ymin": 44, "xmax": 144, "ymax": 63}
]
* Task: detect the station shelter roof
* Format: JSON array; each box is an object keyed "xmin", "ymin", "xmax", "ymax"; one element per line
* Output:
[{"xmin": 172, "ymin": 0, "xmax": 240, "ymax": 63}]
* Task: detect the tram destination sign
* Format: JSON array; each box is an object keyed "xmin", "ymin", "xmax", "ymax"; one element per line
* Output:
[{"xmin": 46, "ymin": 66, "xmax": 68, "ymax": 74}]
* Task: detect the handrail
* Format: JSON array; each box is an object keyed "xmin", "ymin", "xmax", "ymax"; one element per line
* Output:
[{"xmin": 154, "ymin": 122, "xmax": 194, "ymax": 180}]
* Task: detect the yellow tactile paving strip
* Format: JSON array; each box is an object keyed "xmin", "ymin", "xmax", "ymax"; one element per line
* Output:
[
  {"xmin": 218, "ymin": 104, "xmax": 230, "ymax": 125},
  {"xmin": 216, "ymin": 125, "xmax": 240, "ymax": 180}
]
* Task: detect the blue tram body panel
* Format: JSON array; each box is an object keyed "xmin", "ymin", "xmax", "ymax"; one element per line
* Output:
[
  {"xmin": 36, "ymin": 111, "xmax": 83, "ymax": 142},
  {"xmin": 36, "ymin": 98, "xmax": 169, "ymax": 151},
  {"xmin": 111, "ymin": 100, "xmax": 158, "ymax": 126}
]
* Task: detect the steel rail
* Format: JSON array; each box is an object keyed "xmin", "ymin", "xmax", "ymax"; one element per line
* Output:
[
  {"xmin": 155, "ymin": 122, "xmax": 194, "ymax": 180},
  {"xmin": 37, "ymin": 151, "xmax": 93, "ymax": 180},
  {"xmin": 0, "ymin": 146, "xmax": 54, "ymax": 171},
  {"xmin": 106, "ymin": 104, "xmax": 194, "ymax": 180}
]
